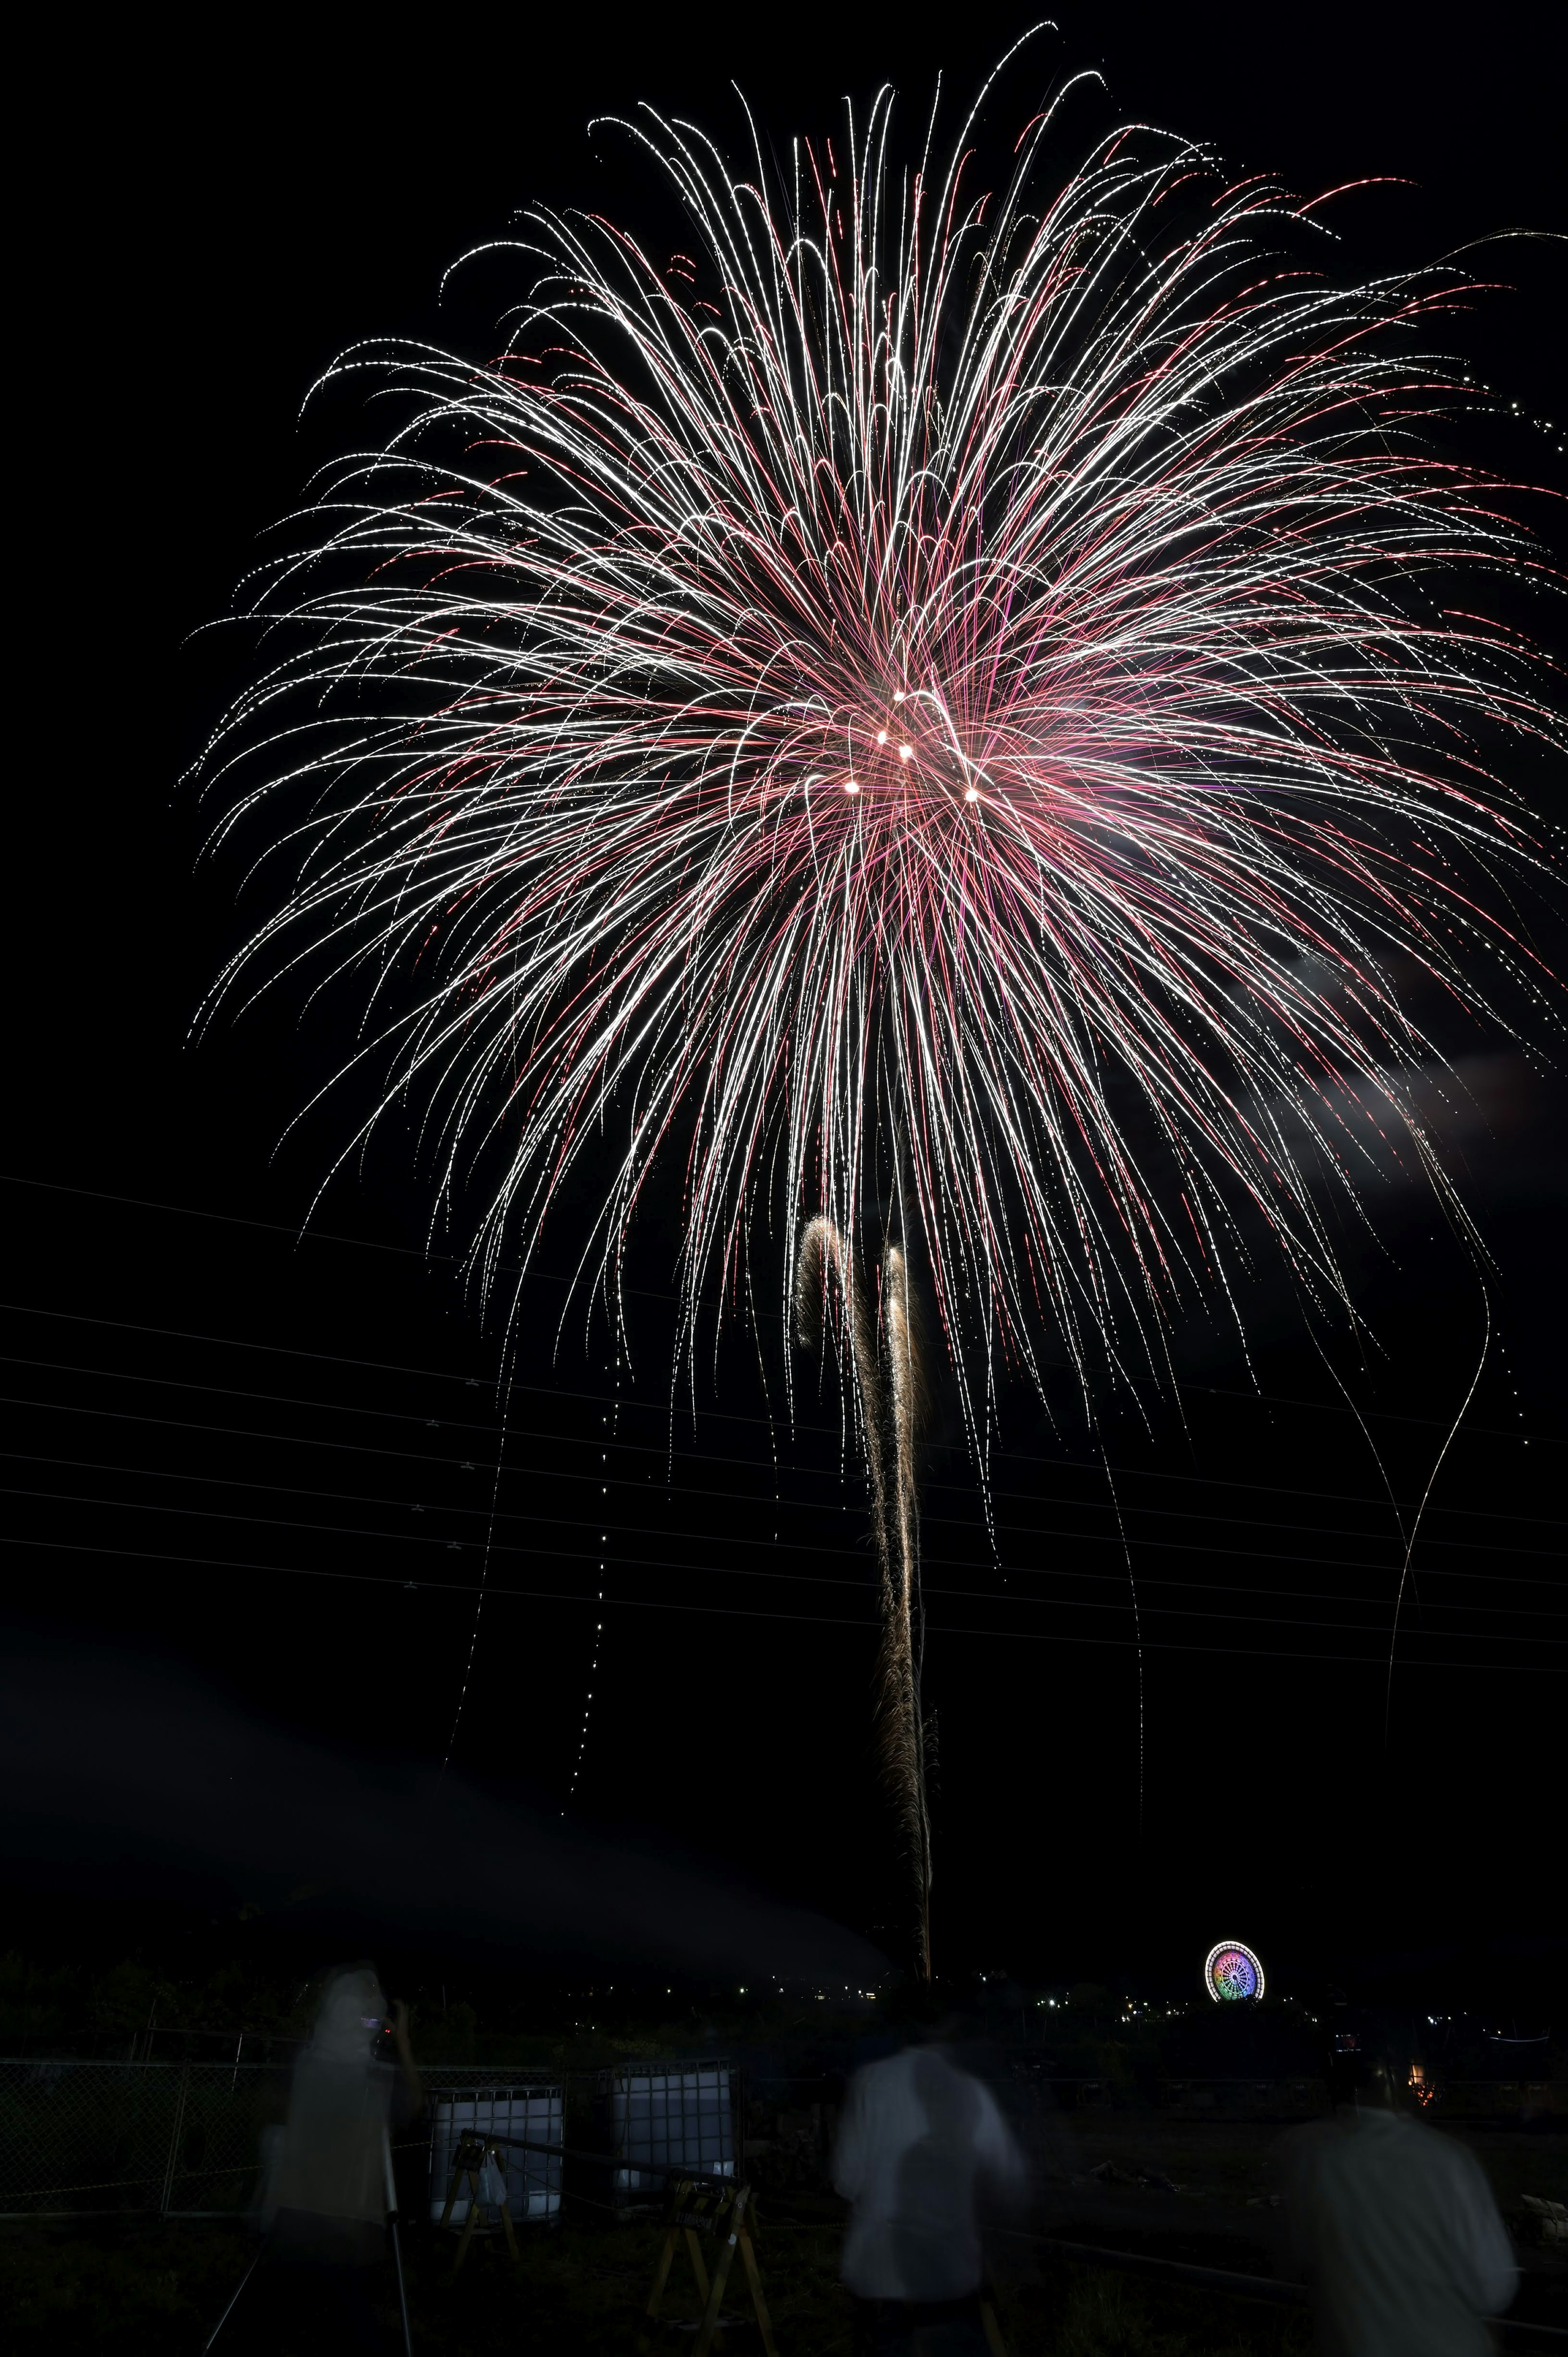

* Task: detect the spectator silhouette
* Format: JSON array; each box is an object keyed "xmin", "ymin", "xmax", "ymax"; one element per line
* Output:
[
  {"xmin": 1281, "ymin": 2035, "xmax": 1516, "ymax": 2357},
  {"xmin": 835, "ymin": 2021, "xmax": 1025, "ymax": 2354},
  {"xmin": 249, "ymin": 1964, "xmax": 421, "ymax": 2353}
]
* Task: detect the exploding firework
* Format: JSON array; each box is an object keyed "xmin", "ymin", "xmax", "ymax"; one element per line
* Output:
[{"xmin": 203, "ymin": 47, "xmax": 1563, "ymax": 1947}]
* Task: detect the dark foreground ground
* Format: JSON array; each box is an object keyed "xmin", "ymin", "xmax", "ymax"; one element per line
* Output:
[
  {"xmin": 3, "ymin": 2213, "xmax": 1317, "ymax": 2357},
  {"xmin": 4, "ymin": 2122, "xmax": 1564, "ymax": 2354}
]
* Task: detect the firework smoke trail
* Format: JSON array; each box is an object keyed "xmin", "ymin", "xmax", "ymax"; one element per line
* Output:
[
  {"xmin": 797, "ymin": 1218, "xmax": 931, "ymax": 1975},
  {"xmin": 201, "ymin": 45, "xmax": 1564, "ymax": 1849}
]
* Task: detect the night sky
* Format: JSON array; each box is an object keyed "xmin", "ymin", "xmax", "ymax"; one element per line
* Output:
[{"xmin": 9, "ymin": 4, "xmax": 1565, "ymax": 2009}]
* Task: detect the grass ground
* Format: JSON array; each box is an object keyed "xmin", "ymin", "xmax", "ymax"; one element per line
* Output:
[
  {"xmin": 3, "ymin": 2121, "xmax": 1561, "ymax": 2354},
  {"xmin": 2, "ymin": 2211, "xmax": 1318, "ymax": 2356}
]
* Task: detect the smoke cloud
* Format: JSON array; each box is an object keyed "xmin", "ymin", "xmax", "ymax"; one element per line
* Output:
[{"xmin": 0, "ymin": 1641, "xmax": 885, "ymax": 1981}]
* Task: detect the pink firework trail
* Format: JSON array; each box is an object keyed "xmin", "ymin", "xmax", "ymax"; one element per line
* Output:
[{"xmin": 205, "ymin": 52, "xmax": 1563, "ymax": 1951}]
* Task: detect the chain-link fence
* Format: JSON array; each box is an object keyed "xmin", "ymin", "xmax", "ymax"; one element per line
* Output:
[
  {"xmin": 0, "ymin": 2056, "xmax": 739, "ymax": 2221},
  {"xmin": 0, "ymin": 2054, "xmax": 1341, "ymax": 2219},
  {"xmin": 0, "ymin": 2057, "xmax": 292, "ymax": 2218}
]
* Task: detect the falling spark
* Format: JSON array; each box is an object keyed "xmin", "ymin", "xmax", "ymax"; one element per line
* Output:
[{"xmin": 797, "ymin": 1217, "xmax": 931, "ymax": 1976}]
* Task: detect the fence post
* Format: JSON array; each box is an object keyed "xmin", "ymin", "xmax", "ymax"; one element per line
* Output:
[{"xmin": 160, "ymin": 2065, "xmax": 191, "ymax": 2219}]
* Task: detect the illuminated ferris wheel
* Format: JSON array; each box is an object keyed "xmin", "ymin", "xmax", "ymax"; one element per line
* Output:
[{"xmin": 1204, "ymin": 1940, "xmax": 1265, "ymax": 2003}]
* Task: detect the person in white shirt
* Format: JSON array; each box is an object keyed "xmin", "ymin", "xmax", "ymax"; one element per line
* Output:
[
  {"xmin": 256, "ymin": 1965, "xmax": 422, "ymax": 2352},
  {"xmin": 1281, "ymin": 2039, "xmax": 1517, "ymax": 2357},
  {"xmin": 832, "ymin": 2027, "xmax": 1027, "ymax": 2353}
]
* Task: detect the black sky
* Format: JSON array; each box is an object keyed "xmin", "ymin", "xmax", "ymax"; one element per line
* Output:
[{"xmin": 9, "ymin": 4, "xmax": 1566, "ymax": 2007}]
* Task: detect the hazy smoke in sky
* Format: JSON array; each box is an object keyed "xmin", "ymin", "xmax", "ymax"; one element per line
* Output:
[{"xmin": 1, "ymin": 1645, "xmax": 884, "ymax": 1980}]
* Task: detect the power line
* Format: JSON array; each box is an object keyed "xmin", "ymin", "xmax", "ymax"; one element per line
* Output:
[
  {"xmin": 0, "ymin": 1295, "xmax": 501, "ymax": 1398},
  {"xmin": 3, "ymin": 1172, "xmax": 1561, "ymax": 1446},
  {"xmin": 6, "ymin": 1367, "xmax": 1556, "ymax": 1565},
  {"xmin": 0, "ymin": 1173, "xmax": 476, "ymax": 1271},
  {"xmin": 7, "ymin": 1389, "xmax": 1563, "ymax": 1594},
  {"xmin": 7, "ymin": 1482, "xmax": 1561, "ymax": 1646},
  {"xmin": 10, "ymin": 1442, "xmax": 1564, "ymax": 1589},
  {"xmin": 7, "ymin": 1446, "xmax": 1566, "ymax": 1602},
  {"xmin": 4, "ymin": 1305, "xmax": 1561, "ymax": 1520},
  {"xmin": 5, "ymin": 1359, "xmax": 1565, "ymax": 1559},
  {"xmin": 4, "ymin": 1532, "xmax": 1561, "ymax": 1674}
]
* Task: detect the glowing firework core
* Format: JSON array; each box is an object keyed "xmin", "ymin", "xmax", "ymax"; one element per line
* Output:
[{"xmin": 797, "ymin": 1219, "xmax": 931, "ymax": 1976}]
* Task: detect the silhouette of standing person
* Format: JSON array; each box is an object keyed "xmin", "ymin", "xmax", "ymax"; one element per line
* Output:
[
  {"xmin": 1281, "ymin": 2035, "xmax": 1516, "ymax": 2357},
  {"xmin": 256, "ymin": 1964, "xmax": 422, "ymax": 2353},
  {"xmin": 834, "ymin": 2023, "xmax": 1026, "ymax": 2355}
]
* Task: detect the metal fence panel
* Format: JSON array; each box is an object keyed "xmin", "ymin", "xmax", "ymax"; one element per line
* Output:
[
  {"xmin": 0, "ymin": 2058, "xmax": 290, "ymax": 2218},
  {"xmin": 600, "ymin": 2060, "xmax": 734, "ymax": 2194},
  {"xmin": 6, "ymin": 2051, "xmax": 739, "ymax": 2221},
  {"xmin": 426, "ymin": 2079, "xmax": 563, "ymax": 2225}
]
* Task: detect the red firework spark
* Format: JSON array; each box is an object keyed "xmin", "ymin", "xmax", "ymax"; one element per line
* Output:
[{"xmin": 203, "ymin": 60, "xmax": 1565, "ymax": 1430}]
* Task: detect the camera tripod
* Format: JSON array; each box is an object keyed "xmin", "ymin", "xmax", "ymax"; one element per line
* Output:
[
  {"xmin": 437, "ymin": 2126, "xmax": 521, "ymax": 2268},
  {"xmin": 202, "ymin": 2129, "xmax": 413, "ymax": 2355}
]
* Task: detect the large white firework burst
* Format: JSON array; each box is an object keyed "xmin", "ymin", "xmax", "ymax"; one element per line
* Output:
[{"xmin": 204, "ymin": 55, "xmax": 1563, "ymax": 1444}]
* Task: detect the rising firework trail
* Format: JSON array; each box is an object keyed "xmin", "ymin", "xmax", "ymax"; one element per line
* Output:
[
  {"xmin": 797, "ymin": 1217, "xmax": 930, "ymax": 1973},
  {"xmin": 203, "ymin": 39, "xmax": 1564, "ymax": 1882}
]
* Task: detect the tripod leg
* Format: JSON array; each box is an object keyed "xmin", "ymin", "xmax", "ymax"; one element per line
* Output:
[
  {"xmin": 484, "ymin": 2145, "xmax": 520, "ymax": 2261},
  {"xmin": 684, "ymin": 2227, "xmax": 711, "ymax": 2303},
  {"xmin": 203, "ymin": 2239, "xmax": 267, "ymax": 2352},
  {"xmin": 381, "ymin": 2125, "xmax": 414, "ymax": 2357},
  {"xmin": 647, "ymin": 2227, "xmax": 679, "ymax": 2317},
  {"xmin": 389, "ymin": 2218, "xmax": 413, "ymax": 2357},
  {"xmin": 454, "ymin": 2169, "xmax": 483, "ymax": 2270},
  {"xmin": 980, "ymin": 2297, "xmax": 1009, "ymax": 2357},
  {"xmin": 693, "ymin": 2229, "xmax": 739, "ymax": 2357},
  {"xmin": 738, "ymin": 2229, "xmax": 777, "ymax": 2357}
]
